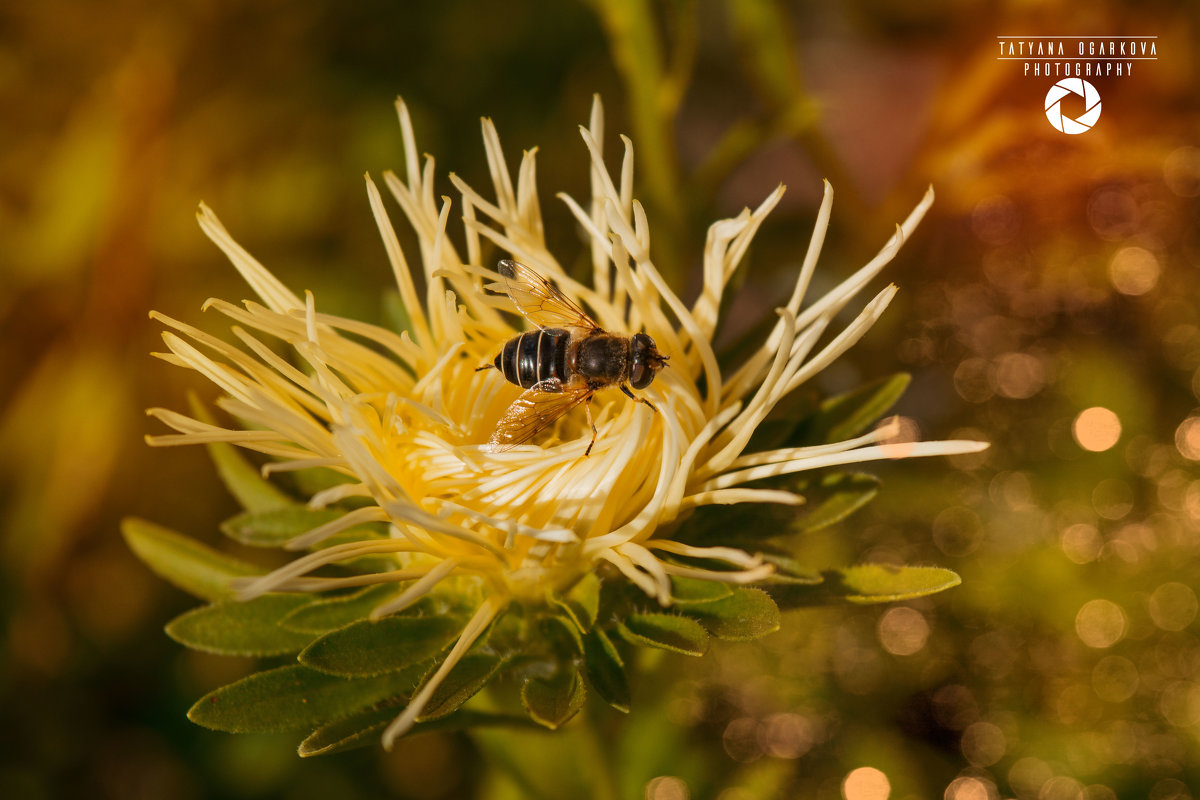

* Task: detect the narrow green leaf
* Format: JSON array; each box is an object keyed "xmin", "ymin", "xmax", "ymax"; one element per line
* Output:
[
  {"xmin": 188, "ymin": 664, "xmax": 422, "ymax": 733},
  {"xmin": 619, "ymin": 612, "xmax": 709, "ymax": 656},
  {"xmin": 793, "ymin": 472, "xmax": 881, "ymax": 533},
  {"xmin": 190, "ymin": 395, "xmax": 293, "ymax": 512},
  {"xmin": 299, "ymin": 703, "xmax": 398, "ymax": 756},
  {"xmin": 758, "ymin": 551, "xmax": 822, "ymax": 585},
  {"xmin": 166, "ymin": 595, "xmax": 316, "ymax": 656},
  {"xmin": 290, "ymin": 466, "xmax": 358, "ymax": 503},
  {"xmin": 121, "ymin": 518, "xmax": 261, "ymax": 601},
  {"xmin": 686, "ymin": 587, "xmax": 780, "ymax": 641},
  {"xmin": 417, "ymin": 653, "xmax": 504, "ymax": 721},
  {"xmin": 299, "ymin": 616, "xmax": 461, "ymax": 677},
  {"xmin": 220, "ymin": 507, "xmax": 345, "ymax": 547},
  {"xmin": 769, "ymin": 565, "xmax": 962, "ymax": 608},
  {"xmin": 836, "ymin": 564, "xmax": 962, "ymax": 603},
  {"xmin": 550, "ymin": 572, "xmax": 600, "ymax": 632},
  {"xmin": 522, "ymin": 667, "xmax": 585, "ymax": 730},
  {"xmin": 541, "ymin": 614, "xmax": 584, "ymax": 656},
  {"xmin": 299, "ymin": 707, "xmax": 535, "ymax": 757},
  {"xmin": 281, "ymin": 585, "xmax": 402, "ymax": 634},
  {"xmin": 801, "ymin": 373, "xmax": 911, "ymax": 444},
  {"xmin": 668, "ymin": 575, "xmax": 734, "ymax": 605},
  {"xmin": 582, "ymin": 627, "xmax": 630, "ymax": 713}
]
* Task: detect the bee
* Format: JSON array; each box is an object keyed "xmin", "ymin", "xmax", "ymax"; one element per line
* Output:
[{"xmin": 478, "ymin": 259, "xmax": 669, "ymax": 456}]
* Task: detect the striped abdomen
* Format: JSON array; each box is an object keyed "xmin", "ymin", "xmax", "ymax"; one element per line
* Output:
[{"xmin": 494, "ymin": 328, "xmax": 572, "ymax": 389}]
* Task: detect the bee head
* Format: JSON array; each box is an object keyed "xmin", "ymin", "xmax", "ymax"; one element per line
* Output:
[{"xmin": 629, "ymin": 333, "xmax": 669, "ymax": 390}]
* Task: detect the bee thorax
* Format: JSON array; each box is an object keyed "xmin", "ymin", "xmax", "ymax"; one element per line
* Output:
[{"xmin": 574, "ymin": 335, "xmax": 629, "ymax": 384}]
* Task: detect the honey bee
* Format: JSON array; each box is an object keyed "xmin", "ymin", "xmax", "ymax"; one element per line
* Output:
[{"xmin": 478, "ymin": 259, "xmax": 669, "ymax": 455}]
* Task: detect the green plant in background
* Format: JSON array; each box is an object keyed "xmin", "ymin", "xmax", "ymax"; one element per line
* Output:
[{"xmin": 122, "ymin": 95, "xmax": 984, "ymax": 763}]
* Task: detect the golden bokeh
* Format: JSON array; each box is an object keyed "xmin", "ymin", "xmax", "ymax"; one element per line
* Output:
[
  {"xmin": 1073, "ymin": 407, "xmax": 1122, "ymax": 452},
  {"xmin": 843, "ymin": 767, "xmax": 890, "ymax": 800}
]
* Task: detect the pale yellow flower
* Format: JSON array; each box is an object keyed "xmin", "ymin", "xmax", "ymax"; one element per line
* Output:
[{"xmin": 148, "ymin": 96, "xmax": 985, "ymax": 747}]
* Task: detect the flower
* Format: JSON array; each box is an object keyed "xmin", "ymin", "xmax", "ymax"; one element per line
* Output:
[{"xmin": 146, "ymin": 95, "xmax": 985, "ymax": 749}]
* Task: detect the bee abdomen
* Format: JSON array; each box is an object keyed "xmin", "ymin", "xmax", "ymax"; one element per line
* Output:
[{"xmin": 495, "ymin": 328, "xmax": 571, "ymax": 389}]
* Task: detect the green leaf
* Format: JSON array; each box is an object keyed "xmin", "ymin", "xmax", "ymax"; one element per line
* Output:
[
  {"xmin": 800, "ymin": 373, "xmax": 910, "ymax": 444},
  {"xmin": 298, "ymin": 707, "xmax": 534, "ymax": 757},
  {"xmin": 290, "ymin": 466, "xmax": 359, "ymax": 503},
  {"xmin": 299, "ymin": 616, "xmax": 462, "ymax": 677},
  {"xmin": 417, "ymin": 653, "xmax": 504, "ymax": 721},
  {"xmin": 668, "ymin": 575, "xmax": 734, "ymax": 605},
  {"xmin": 298, "ymin": 703, "xmax": 399, "ymax": 756},
  {"xmin": 549, "ymin": 572, "xmax": 600, "ymax": 632},
  {"xmin": 166, "ymin": 595, "xmax": 316, "ymax": 656},
  {"xmin": 619, "ymin": 613, "xmax": 709, "ymax": 656},
  {"xmin": 121, "ymin": 518, "xmax": 261, "ymax": 601},
  {"xmin": 541, "ymin": 614, "xmax": 584, "ymax": 656},
  {"xmin": 190, "ymin": 395, "xmax": 293, "ymax": 512},
  {"xmin": 835, "ymin": 564, "xmax": 962, "ymax": 603},
  {"xmin": 685, "ymin": 587, "xmax": 780, "ymax": 641},
  {"xmin": 582, "ymin": 627, "xmax": 630, "ymax": 713},
  {"xmin": 188, "ymin": 664, "xmax": 422, "ymax": 733},
  {"xmin": 757, "ymin": 551, "xmax": 822, "ymax": 584},
  {"xmin": 769, "ymin": 565, "xmax": 962, "ymax": 608},
  {"xmin": 220, "ymin": 507, "xmax": 345, "ymax": 547},
  {"xmin": 793, "ymin": 472, "xmax": 881, "ymax": 533},
  {"xmin": 281, "ymin": 585, "xmax": 402, "ymax": 634},
  {"xmin": 522, "ymin": 667, "xmax": 585, "ymax": 730}
]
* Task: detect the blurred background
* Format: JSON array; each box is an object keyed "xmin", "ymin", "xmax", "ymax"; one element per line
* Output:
[{"xmin": 2, "ymin": 1, "xmax": 1198, "ymax": 798}]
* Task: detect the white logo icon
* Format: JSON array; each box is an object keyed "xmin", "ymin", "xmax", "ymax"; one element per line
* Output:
[{"xmin": 1045, "ymin": 78, "xmax": 1102, "ymax": 134}]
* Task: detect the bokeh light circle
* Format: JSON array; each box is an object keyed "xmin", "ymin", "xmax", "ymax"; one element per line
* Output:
[
  {"xmin": 1148, "ymin": 582, "xmax": 1198, "ymax": 631},
  {"xmin": 1164, "ymin": 146, "xmax": 1200, "ymax": 197},
  {"xmin": 646, "ymin": 776, "xmax": 689, "ymax": 800},
  {"xmin": 878, "ymin": 607, "xmax": 930, "ymax": 656},
  {"xmin": 1109, "ymin": 246, "xmax": 1160, "ymax": 295},
  {"xmin": 1073, "ymin": 408, "xmax": 1122, "ymax": 452},
  {"xmin": 945, "ymin": 776, "xmax": 996, "ymax": 800},
  {"xmin": 843, "ymin": 767, "xmax": 890, "ymax": 800},
  {"xmin": 960, "ymin": 721, "xmax": 1006, "ymax": 766},
  {"xmin": 1174, "ymin": 417, "xmax": 1200, "ymax": 460},
  {"xmin": 1075, "ymin": 599, "xmax": 1127, "ymax": 649}
]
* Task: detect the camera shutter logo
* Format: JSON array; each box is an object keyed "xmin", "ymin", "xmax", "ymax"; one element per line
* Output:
[{"xmin": 1045, "ymin": 78, "xmax": 1102, "ymax": 134}]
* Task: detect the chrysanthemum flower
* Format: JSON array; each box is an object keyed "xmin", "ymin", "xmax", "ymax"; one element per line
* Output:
[{"xmin": 135, "ymin": 96, "xmax": 985, "ymax": 752}]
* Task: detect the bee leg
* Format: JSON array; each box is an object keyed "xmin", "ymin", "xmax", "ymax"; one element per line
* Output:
[
  {"xmin": 583, "ymin": 396, "xmax": 597, "ymax": 457},
  {"xmin": 475, "ymin": 364, "xmax": 495, "ymax": 373},
  {"xmin": 620, "ymin": 384, "xmax": 658, "ymax": 414}
]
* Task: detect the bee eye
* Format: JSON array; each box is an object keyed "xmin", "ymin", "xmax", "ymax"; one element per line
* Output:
[{"xmin": 630, "ymin": 334, "xmax": 659, "ymax": 389}]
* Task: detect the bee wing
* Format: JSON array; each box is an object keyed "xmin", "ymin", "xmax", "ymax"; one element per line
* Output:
[
  {"xmin": 489, "ymin": 382, "xmax": 594, "ymax": 451},
  {"xmin": 494, "ymin": 259, "xmax": 602, "ymax": 332}
]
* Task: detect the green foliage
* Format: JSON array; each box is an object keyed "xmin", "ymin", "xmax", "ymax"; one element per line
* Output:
[
  {"xmin": 191, "ymin": 396, "xmax": 294, "ymax": 513},
  {"xmin": 683, "ymin": 587, "xmax": 781, "ymax": 641},
  {"xmin": 121, "ymin": 518, "xmax": 261, "ymax": 601},
  {"xmin": 836, "ymin": 564, "xmax": 961, "ymax": 603},
  {"xmin": 582, "ymin": 626, "xmax": 631, "ymax": 713},
  {"xmin": 417, "ymin": 653, "xmax": 505, "ymax": 721},
  {"xmin": 280, "ymin": 585, "xmax": 405, "ymax": 633},
  {"xmin": 770, "ymin": 565, "xmax": 962, "ymax": 608},
  {"xmin": 299, "ymin": 708, "xmax": 535, "ymax": 758},
  {"xmin": 668, "ymin": 575, "xmax": 734, "ymax": 604},
  {"xmin": 166, "ymin": 595, "xmax": 316, "ymax": 656},
  {"xmin": 522, "ymin": 668, "xmax": 586, "ymax": 730},
  {"xmin": 619, "ymin": 612, "xmax": 710, "ymax": 655},
  {"xmin": 298, "ymin": 617, "xmax": 463, "ymax": 677},
  {"xmin": 221, "ymin": 507, "xmax": 347, "ymax": 547},
  {"xmin": 549, "ymin": 572, "xmax": 600, "ymax": 632},
  {"xmin": 188, "ymin": 664, "xmax": 424, "ymax": 734},
  {"xmin": 797, "ymin": 373, "xmax": 911, "ymax": 444},
  {"xmin": 790, "ymin": 472, "xmax": 882, "ymax": 533}
]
